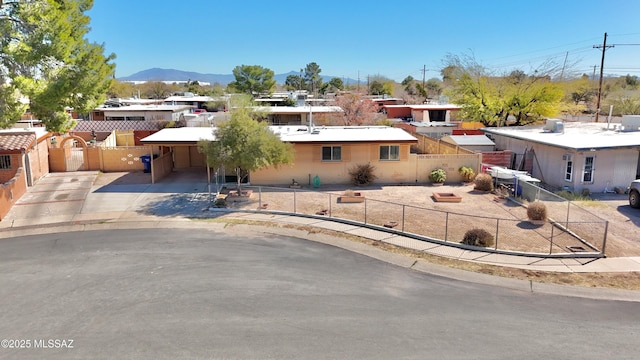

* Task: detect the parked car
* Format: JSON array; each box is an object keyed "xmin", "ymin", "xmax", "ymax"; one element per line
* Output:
[
  {"xmin": 630, "ymin": 179, "xmax": 640, "ymax": 208},
  {"xmin": 193, "ymin": 109, "xmax": 207, "ymax": 114}
]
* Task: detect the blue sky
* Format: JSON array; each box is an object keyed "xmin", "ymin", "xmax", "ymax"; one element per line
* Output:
[{"xmin": 87, "ymin": 0, "xmax": 640, "ymax": 82}]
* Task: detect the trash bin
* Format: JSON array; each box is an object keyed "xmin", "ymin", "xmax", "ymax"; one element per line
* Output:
[{"xmin": 140, "ymin": 154, "xmax": 151, "ymax": 173}]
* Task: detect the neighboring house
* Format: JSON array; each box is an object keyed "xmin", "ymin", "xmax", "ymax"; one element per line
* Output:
[
  {"xmin": 382, "ymin": 104, "xmax": 461, "ymax": 122},
  {"xmin": 164, "ymin": 94, "xmax": 223, "ymax": 111},
  {"xmin": 395, "ymin": 122, "xmax": 456, "ymax": 139},
  {"xmin": 72, "ymin": 120, "xmax": 165, "ymax": 146},
  {"xmin": 255, "ymin": 106, "xmax": 344, "ymax": 126},
  {"xmin": 89, "ymin": 104, "xmax": 192, "ymax": 122},
  {"xmin": 0, "ymin": 128, "xmax": 50, "ymax": 186},
  {"xmin": 481, "ymin": 119, "xmax": 640, "ymax": 193},
  {"xmin": 0, "ymin": 127, "xmax": 51, "ymax": 220},
  {"xmin": 441, "ymin": 134, "xmax": 495, "ymax": 153}
]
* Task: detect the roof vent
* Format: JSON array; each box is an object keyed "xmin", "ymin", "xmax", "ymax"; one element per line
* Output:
[{"xmin": 311, "ymin": 129, "xmax": 320, "ymax": 135}]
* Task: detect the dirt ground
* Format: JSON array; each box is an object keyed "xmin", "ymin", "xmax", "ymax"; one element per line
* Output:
[{"xmin": 224, "ymin": 183, "xmax": 640, "ymax": 257}]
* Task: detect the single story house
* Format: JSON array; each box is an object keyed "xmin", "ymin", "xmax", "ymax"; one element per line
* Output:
[
  {"xmin": 382, "ymin": 103, "xmax": 461, "ymax": 122},
  {"xmin": 140, "ymin": 125, "xmax": 420, "ymax": 185},
  {"xmin": 89, "ymin": 104, "xmax": 193, "ymax": 122},
  {"xmin": 481, "ymin": 119, "xmax": 640, "ymax": 193},
  {"xmin": 164, "ymin": 94, "xmax": 220, "ymax": 110},
  {"xmin": 254, "ymin": 106, "xmax": 344, "ymax": 126}
]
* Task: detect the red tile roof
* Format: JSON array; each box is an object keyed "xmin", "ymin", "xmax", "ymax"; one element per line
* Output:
[{"xmin": 0, "ymin": 133, "xmax": 36, "ymax": 151}]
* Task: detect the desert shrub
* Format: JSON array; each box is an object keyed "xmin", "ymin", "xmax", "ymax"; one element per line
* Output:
[
  {"xmin": 527, "ymin": 201, "xmax": 547, "ymax": 221},
  {"xmin": 349, "ymin": 163, "xmax": 377, "ymax": 186},
  {"xmin": 213, "ymin": 197, "xmax": 227, "ymax": 208},
  {"xmin": 429, "ymin": 168, "xmax": 447, "ymax": 183},
  {"xmin": 474, "ymin": 173, "xmax": 494, "ymax": 192},
  {"xmin": 461, "ymin": 228, "xmax": 495, "ymax": 248},
  {"xmin": 458, "ymin": 166, "xmax": 476, "ymax": 182}
]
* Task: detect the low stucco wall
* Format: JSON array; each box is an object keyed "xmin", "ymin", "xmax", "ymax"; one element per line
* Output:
[{"xmin": 0, "ymin": 167, "xmax": 27, "ymax": 221}]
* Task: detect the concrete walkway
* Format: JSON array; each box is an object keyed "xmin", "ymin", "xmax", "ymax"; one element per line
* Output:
[{"xmin": 2, "ymin": 170, "xmax": 640, "ymax": 274}]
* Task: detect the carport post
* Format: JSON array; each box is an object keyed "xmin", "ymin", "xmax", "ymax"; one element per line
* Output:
[{"xmin": 149, "ymin": 146, "xmax": 155, "ymax": 184}]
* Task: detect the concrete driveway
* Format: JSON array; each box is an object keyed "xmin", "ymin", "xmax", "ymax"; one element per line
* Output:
[{"xmin": 1, "ymin": 170, "xmax": 211, "ymax": 228}]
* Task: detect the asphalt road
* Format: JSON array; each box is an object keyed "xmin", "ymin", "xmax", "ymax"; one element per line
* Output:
[{"xmin": 1, "ymin": 228, "xmax": 639, "ymax": 359}]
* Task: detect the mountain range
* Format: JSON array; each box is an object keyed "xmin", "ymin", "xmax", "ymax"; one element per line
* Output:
[{"xmin": 118, "ymin": 68, "xmax": 360, "ymax": 86}]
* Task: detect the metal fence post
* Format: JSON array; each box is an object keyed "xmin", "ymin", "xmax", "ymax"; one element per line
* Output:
[
  {"xmin": 258, "ymin": 186, "xmax": 262, "ymax": 209},
  {"xmin": 601, "ymin": 221, "xmax": 609, "ymax": 256},
  {"xmin": 364, "ymin": 198, "xmax": 367, "ymax": 224},
  {"xmin": 495, "ymin": 218, "xmax": 499, "ymax": 250},
  {"xmin": 402, "ymin": 205, "xmax": 405, "ymax": 232},
  {"xmin": 549, "ymin": 223, "xmax": 554, "ymax": 254},
  {"xmin": 329, "ymin": 193, "xmax": 332, "ymax": 217},
  {"xmin": 293, "ymin": 189, "xmax": 296, "ymax": 213},
  {"xmin": 566, "ymin": 200, "xmax": 571, "ymax": 229},
  {"xmin": 444, "ymin": 212, "xmax": 449, "ymax": 242}
]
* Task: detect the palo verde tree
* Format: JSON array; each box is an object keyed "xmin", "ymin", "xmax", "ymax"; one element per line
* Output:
[
  {"xmin": 198, "ymin": 95, "xmax": 294, "ymax": 192},
  {"xmin": 0, "ymin": 0, "xmax": 116, "ymax": 132},
  {"xmin": 443, "ymin": 53, "xmax": 564, "ymax": 126},
  {"xmin": 228, "ymin": 65, "xmax": 276, "ymax": 98}
]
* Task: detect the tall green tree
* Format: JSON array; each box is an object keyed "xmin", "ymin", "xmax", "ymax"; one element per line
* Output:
[
  {"xmin": 228, "ymin": 65, "xmax": 275, "ymax": 97},
  {"xmin": 320, "ymin": 77, "xmax": 343, "ymax": 94},
  {"xmin": 284, "ymin": 74, "xmax": 305, "ymax": 91},
  {"xmin": 1, "ymin": 0, "xmax": 116, "ymax": 131},
  {"xmin": 198, "ymin": 96, "xmax": 293, "ymax": 192},
  {"xmin": 304, "ymin": 62, "xmax": 322, "ymax": 95},
  {"xmin": 368, "ymin": 76, "xmax": 394, "ymax": 96}
]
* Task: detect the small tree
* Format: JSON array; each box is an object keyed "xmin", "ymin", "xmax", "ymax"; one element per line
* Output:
[
  {"xmin": 334, "ymin": 93, "xmax": 378, "ymax": 125},
  {"xmin": 198, "ymin": 96, "xmax": 293, "ymax": 192}
]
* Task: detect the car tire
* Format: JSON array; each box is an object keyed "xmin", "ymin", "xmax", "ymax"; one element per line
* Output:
[{"xmin": 630, "ymin": 190, "xmax": 640, "ymax": 208}]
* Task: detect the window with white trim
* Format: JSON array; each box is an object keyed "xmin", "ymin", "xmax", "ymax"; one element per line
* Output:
[
  {"xmin": 0, "ymin": 155, "xmax": 11, "ymax": 170},
  {"xmin": 322, "ymin": 146, "xmax": 341, "ymax": 161},
  {"xmin": 379, "ymin": 145, "xmax": 400, "ymax": 161},
  {"xmin": 582, "ymin": 155, "xmax": 595, "ymax": 183},
  {"xmin": 564, "ymin": 154, "xmax": 573, "ymax": 181}
]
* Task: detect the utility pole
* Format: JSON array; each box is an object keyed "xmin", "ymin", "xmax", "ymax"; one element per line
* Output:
[
  {"xmin": 594, "ymin": 32, "xmax": 614, "ymax": 122},
  {"xmin": 560, "ymin": 52, "xmax": 568, "ymax": 80},
  {"xmin": 421, "ymin": 64, "xmax": 427, "ymax": 89}
]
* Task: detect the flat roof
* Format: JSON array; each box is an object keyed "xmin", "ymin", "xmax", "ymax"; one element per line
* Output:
[
  {"xmin": 444, "ymin": 135, "xmax": 495, "ymax": 146},
  {"xmin": 96, "ymin": 104, "xmax": 192, "ymax": 112},
  {"xmin": 164, "ymin": 95, "xmax": 217, "ymax": 102},
  {"xmin": 253, "ymin": 106, "xmax": 343, "ymax": 114},
  {"xmin": 481, "ymin": 121, "xmax": 640, "ymax": 150},
  {"xmin": 384, "ymin": 104, "xmax": 462, "ymax": 110},
  {"xmin": 141, "ymin": 127, "xmax": 217, "ymax": 144},
  {"xmin": 141, "ymin": 125, "xmax": 417, "ymax": 144}
]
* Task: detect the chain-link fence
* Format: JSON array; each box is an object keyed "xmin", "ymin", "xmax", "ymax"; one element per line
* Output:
[{"xmin": 226, "ymin": 185, "xmax": 606, "ymax": 257}]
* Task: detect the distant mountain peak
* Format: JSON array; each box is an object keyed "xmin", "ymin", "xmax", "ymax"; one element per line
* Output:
[{"xmin": 119, "ymin": 68, "xmax": 358, "ymax": 85}]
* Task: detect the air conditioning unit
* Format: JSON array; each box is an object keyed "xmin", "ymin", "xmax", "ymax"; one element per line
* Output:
[
  {"xmin": 544, "ymin": 119, "xmax": 558, "ymax": 132},
  {"xmin": 621, "ymin": 115, "xmax": 640, "ymax": 132}
]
